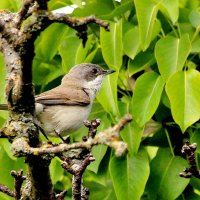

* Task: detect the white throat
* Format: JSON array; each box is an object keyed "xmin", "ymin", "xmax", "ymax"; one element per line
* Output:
[{"xmin": 85, "ymin": 75, "xmax": 103, "ymax": 101}]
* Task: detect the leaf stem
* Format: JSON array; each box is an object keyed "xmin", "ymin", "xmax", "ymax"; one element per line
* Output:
[{"xmin": 165, "ymin": 128, "xmax": 175, "ymax": 157}]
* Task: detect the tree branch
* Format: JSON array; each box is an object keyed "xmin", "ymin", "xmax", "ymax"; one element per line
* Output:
[
  {"xmin": 15, "ymin": 0, "xmax": 36, "ymax": 29},
  {"xmin": 11, "ymin": 114, "xmax": 132, "ymax": 157},
  {"xmin": 179, "ymin": 142, "xmax": 200, "ymax": 178},
  {"xmin": 0, "ymin": 184, "xmax": 15, "ymax": 198}
]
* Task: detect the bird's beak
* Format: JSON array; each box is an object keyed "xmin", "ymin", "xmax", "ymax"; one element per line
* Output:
[{"xmin": 102, "ymin": 69, "xmax": 116, "ymax": 75}]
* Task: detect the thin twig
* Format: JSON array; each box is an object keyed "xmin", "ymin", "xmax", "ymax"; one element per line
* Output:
[
  {"xmin": 49, "ymin": 14, "xmax": 109, "ymax": 31},
  {"xmin": 56, "ymin": 190, "xmax": 67, "ymax": 200},
  {"xmin": 11, "ymin": 170, "xmax": 26, "ymax": 200},
  {"xmin": 48, "ymin": 14, "xmax": 109, "ymax": 45},
  {"xmin": 0, "ymin": 184, "xmax": 15, "ymax": 197},
  {"xmin": 15, "ymin": 0, "xmax": 35, "ymax": 28}
]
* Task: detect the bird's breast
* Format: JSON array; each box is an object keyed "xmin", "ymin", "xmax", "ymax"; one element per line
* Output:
[{"xmin": 35, "ymin": 103, "xmax": 92, "ymax": 136}]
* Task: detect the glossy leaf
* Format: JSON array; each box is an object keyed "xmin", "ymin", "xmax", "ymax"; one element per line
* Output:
[
  {"xmin": 165, "ymin": 69, "xmax": 200, "ymax": 132},
  {"xmin": 191, "ymin": 38, "xmax": 200, "ymax": 53},
  {"xmin": 33, "ymin": 58, "xmax": 63, "ymax": 87},
  {"xmin": 50, "ymin": 158, "xmax": 63, "ymax": 184},
  {"xmin": 159, "ymin": 0, "xmax": 179, "ymax": 24},
  {"xmin": 110, "ymin": 149, "xmax": 149, "ymax": 200},
  {"xmin": 75, "ymin": 36, "xmax": 96, "ymax": 64},
  {"xmin": 59, "ymin": 34, "xmax": 81, "ymax": 72},
  {"xmin": 155, "ymin": 35, "xmax": 191, "ymax": 81},
  {"xmin": 73, "ymin": 0, "xmax": 114, "ymax": 17},
  {"xmin": 100, "ymin": 20, "xmax": 123, "ymax": 69},
  {"xmin": 101, "ymin": 0, "xmax": 134, "ymax": 20},
  {"xmin": 0, "ymin": 147, "xmax": 26, "ymax": 190},
  {"xmin": 97, "ymin": 72, "xmax": 119, "ymax": 116},
  {"xmin": 48, "ymin": 0, "xmax": 70, "ymax": 10},
  {"xmin": 123, "ymin": 26, "xmax": 140, "ymax": 59},
  {"xmin": 86, "ymin": 181, "xmax": 116, "ymax": 200},
  {"xmin": 128, "ymin": 51, "xmax": 156, "ymax": 76},
  {"xmin": 190, "ymin": 129, "xmax": 200, "ymax": 154},
  {"xmin": 132, "ymin": 72, "xmax": 165, "ymax": 127},
  {"xmin": 189, "ymin": 10, "xmax": 200, "ymax": 28},
  {"xmin": 120, "ymin": 121, "xmax": 143, "ymax": 155},
  {"xmin": 87, "ymin": 114, "xmax": 110, "ymax": 173},
  {"xmin": 35, "ymin": 24, "xmax": 68, "ymax": 61},
  {"xmin": 135, "ymin": 0, "xmax": 159, "ymax": 50},
  {"xmin": 0, "ymin": 0, "xmax": 21, "ymax": 11},
  {"xmin": 146, "ymin": 148, "xmax": 189, "ymax": 200}
]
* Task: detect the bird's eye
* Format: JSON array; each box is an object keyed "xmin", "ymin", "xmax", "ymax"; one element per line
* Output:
[{"xmin": 92, "ymin": 68, "xmax": 98, "ymax": 74}]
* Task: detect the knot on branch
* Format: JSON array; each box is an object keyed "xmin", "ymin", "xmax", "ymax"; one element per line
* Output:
[
  {"xmin": 179, "ymin": 142, "xmax": 200, "ymax": 178},
  {"xmin": 83, "ymin": 118, "xmax": 101, "ymax": 138}
]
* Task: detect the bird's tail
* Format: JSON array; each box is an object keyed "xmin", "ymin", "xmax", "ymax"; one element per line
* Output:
[{"xmin": 0, "ymin": 104, "xmax": 8, "ymax": 110}]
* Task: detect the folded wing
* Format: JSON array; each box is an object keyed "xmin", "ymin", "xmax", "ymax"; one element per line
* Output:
[{"xmin": 36, "ymin": 85, "xmax": 90, "ymax": 106}]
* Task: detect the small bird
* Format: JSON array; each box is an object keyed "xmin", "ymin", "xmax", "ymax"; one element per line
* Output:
[{"xmin": 0, "ymin": 63, "xmax": 115, "ymax": 139}]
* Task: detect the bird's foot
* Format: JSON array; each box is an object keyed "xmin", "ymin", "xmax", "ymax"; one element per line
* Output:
[{"xmin": 54, "ymin": 130, "xmax": 70, "ymax": 143}]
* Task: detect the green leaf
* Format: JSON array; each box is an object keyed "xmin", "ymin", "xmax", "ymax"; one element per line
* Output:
[
  {"xmin": 75, "ymin": 35, "xmax": 96, "ymax": 64},
  {"xmin": 100, "ymin": 20, "xmax": 123, "ymax": 69},
  {"xmin": 35, "ymin": 24, "xmax": 68, "ymax": 61},
  {"xmin": 87, "ymin": 114, "xmax": 110, "ymax": 173},
  {"xmin": 73, "ymin": 0, "xmax": 114, "ymax": 17},
  {"xmin": 0, "ymin": 146, "xmax": 26, "ymax": 190},
  {"xmin": 120, "ymin": 121, "xmax": 143, "ymax": 155},
  {"xmin": 191, "ymin": 38, "xmax": 200, "ymax": 53},
  {"xmin": 110, "ymin": 149, "xmax": 150, "ymax": 200},
  {"xmin": 50, "ymin": 158, "xmax": 63, "ymax": 184},
  {"xmin": 155, "ymin": 34, "xmax": 191, "ymax": 81},
  {"xmin": 123, "ymin": 26, "xmax": 140, "ymax": 59},
  {"xmin": 134, "ymin": 0, "xmax": 159, "ymax": 50},
  {"xmin": 189, "ymin": 10, "xmax": 200, "ymax": 28},
  {"xmin": 101, "ymin": 1, "xmax": 134, "ymax": 20},
  {"xmin": 132, "ymin": 72, "xmax": 165, "ymax": 127},
  {"xmin": 33, "ymin": 58, "xmax": 63, "ymax": 87},
  {"xmin": 159, "ymin": 0, "xmax": 179, "ymax": 24},
  {"xmin": 0, "ymin": 0, "xmax": 21, "ymax": 11},
  {"xmin": 87, "ymin": 145, "xmax": 107, "ymax": 173},
  {"xmin": 84, "ymin": 46, "xmax": 98, "ymax": 63},
  {"xmin": 85, "ymin": 181, "xmax": 116, "ymax": 200},
  {"xmin": 190, "ymin": 129, "xmax": 200, "ymax": 154},
  {"xmin": 59, "ymin": 34, "xmax": 81, "ymax": 72},
  {"xmin": 165, "ymin": 69, "xmax": 200, "ymax": 132},
  {"xmin": 146, "ymin": 148, "xmax": 189, "ymax": 200},
  {"xmin": 0, "ymin": 139, "xmax": 16, "ymax": 160},
  {"xmin": 97, "ymin": 72, "xmax": 119, "ymax": 116},
  {"xmin": 48, "ymin": 0, "xmax": 70, "ymax": 10},
  {"xmin": 128, "ymin": 51, "xmax": 156, "ymax": 76}
]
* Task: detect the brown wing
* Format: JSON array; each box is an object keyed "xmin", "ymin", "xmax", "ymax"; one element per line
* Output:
[{"xmin": 35, "ymin": 85, "xmax": 90, "ymax": 106}]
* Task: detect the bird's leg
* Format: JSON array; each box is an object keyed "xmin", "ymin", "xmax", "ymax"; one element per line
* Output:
[
  {"xmin": 35, "ymin": 124, "xmax": 49, "ymax": 141},
  {"xmin": 33, "ymin": 118, "xmax": 49, "ymax": 141},
  {"xmin": 54, "ymin": 130, "xmax": 70, "ymax": 143}
]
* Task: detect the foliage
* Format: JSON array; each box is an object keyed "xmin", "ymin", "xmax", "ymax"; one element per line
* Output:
[{"xmin": 0, "ymin": 0, "xmax": 200, "ymax": 199}]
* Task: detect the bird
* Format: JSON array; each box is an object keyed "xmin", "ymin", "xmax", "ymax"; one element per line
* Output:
[{"xmin": 0, "ymin": 63, "xmax": 115, "ymax": 140}]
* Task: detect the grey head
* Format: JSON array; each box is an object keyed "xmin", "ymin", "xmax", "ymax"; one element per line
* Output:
[
  {"xmin": 68, "ymin": 63, "xmax": 115, "ymax": 81},
  {"xmin": 61, "ymin": 63, "xmax": 115, "ymax": 99},
  {"xmin": 62, "ymin": 63, "xmax": 115, "ymax": 84}
]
